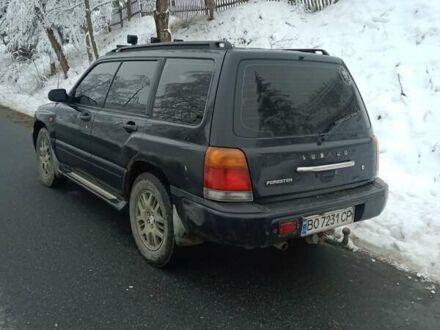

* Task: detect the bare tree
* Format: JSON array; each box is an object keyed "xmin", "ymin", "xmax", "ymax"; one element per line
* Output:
[
  {"xmin": 84, "ymin": 0, "xmax": 99, "ymax": 60},
  {"xmin": 153, "ymin": 0, "xmax": 171, "ymax": 42},
  {"xmin": 82, "ymin": 24, "xmax": 94, "ymax": 63},
  {"xmin": 4, "ymin": 0, "xmax": 71, "ymax": 78},
  {"xmin": 45, "ymin": 27, "xmax": 70, "ymax": 78},
  {"xmin": 34, "ymin": 1, "xmax": 70, "ymax": 78}
]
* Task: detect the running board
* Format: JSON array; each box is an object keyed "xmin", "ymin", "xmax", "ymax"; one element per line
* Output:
[{"xmin": 63, "ymin": 171, "xmax": 127, "ymax": 211}]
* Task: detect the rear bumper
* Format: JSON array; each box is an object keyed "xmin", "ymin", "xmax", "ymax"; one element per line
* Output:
[{"xmin": 171, "ymin": 178, "xmax": 388, "ymax": 248}]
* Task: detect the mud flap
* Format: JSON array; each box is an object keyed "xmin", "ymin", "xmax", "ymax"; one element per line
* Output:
[{"xmin": 173, "ymin": 206, "xmax": 204, "ymax": 246}]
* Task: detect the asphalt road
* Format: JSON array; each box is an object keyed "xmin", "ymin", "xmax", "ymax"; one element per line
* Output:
[{"xmin": 0, "ymin": 105, "xmax": 439, "ymax": 330}]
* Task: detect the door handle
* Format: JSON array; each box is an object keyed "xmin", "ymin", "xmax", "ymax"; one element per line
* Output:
[
  {"xmin": 79, "ymin": 112, "xmax": 91, "ymax": 122},
  {"xmin": 123, "ymin": 121, "xmax": 137, "ymax": 133}
]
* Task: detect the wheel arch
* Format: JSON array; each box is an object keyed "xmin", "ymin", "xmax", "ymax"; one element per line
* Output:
[
  {"xmin": 32, "ymin": 120, "xmax": 47, "ymax": 148},
  {"xmin": 124, "ymin": 159, "xmax": 171, "ymax": 200}
]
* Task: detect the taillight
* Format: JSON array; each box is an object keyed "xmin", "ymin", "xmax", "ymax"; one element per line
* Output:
[
  {"xmin": 279, "ymin": 221, "xmax": 298, "ymax": 236},
  {"xmin": 372, "ymin": 135, "xmax": 379, "ymax": 176},
  {"xmin": 204, "ymin": 147, "xmax": 253, "ymax": 202}
]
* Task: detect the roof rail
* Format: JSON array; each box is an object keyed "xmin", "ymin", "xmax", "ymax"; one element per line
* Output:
[
  {"xmin": 284, "ymin": 48, "xmax": 330, "ymax": 56},
  {"xmin": 108, "ymin": 40, "xmax": 232, "ymax": 54}
]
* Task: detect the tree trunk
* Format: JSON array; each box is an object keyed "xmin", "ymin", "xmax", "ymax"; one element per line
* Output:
[
  {"xmin": 154, "ymin": 0, "xmax": 171, "ymax": 42},
  {"xmin": 49, "ymin": 61, "xmax": 57, "ymax": 77},
  {"xmin": 204, "ymin": 0, "xmax": 215, "ymax": 20},
  {"xmin": 82, "ymin": 25, "xmax": 94, "ymax": 63},
  {"xmin": 126, "ymin": 0, "xmax": 132, "ymax": 21},
  {"xmin": 34, "ymin": 2, "xmax": 69, "ymax": 78},
  {"xmin": 45, "ymin": 27, "xmax": 69, "ymax": 78},
  {"xmin": 84, "ymin": 0, "xmax": 99, "ymax": 60}
]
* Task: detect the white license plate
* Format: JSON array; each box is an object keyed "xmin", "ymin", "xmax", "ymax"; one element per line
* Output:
[{"xmin": 300, "ymin": 207, "xmax": 354, "ymax": 237}]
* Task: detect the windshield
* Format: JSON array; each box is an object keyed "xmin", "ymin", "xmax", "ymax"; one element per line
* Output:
[{"xmin": 234, "ymin": 60, "xmax": 370, "ymax": 138}]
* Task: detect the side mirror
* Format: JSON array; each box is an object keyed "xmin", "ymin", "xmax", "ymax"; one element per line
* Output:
[{"xmin": 48, "ymin": 89, "xmax": 68, "ymax": 103}]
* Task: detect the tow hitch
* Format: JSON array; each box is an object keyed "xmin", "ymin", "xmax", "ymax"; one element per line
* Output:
[
  {"xmin": 273, "ymin": 227, "xmax": 352, "ymax": 251},
  {"xmin": 341, "ymin": 227, "xmax": 351, "ymax": 247},
  {"xmin": 305, "ymin": 227, "xmax": 352, "ymax": 248}
]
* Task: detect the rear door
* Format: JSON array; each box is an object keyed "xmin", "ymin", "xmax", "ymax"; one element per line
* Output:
[
  {"xmin": 228, "ymin": 59, "xmax": 376, "ymax": 199},
  {"xmin": 88, "ymin": 60, "xmax": 160, "ymax": 192}
]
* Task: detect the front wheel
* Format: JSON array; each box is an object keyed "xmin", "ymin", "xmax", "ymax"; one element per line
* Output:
[
  {"xmin": 35, "ymin": 128, "xmax": 62, "ymax": 187},
  {"xmin": 129, "ymin": 173, "xmax": 175, "ymax": 267}
]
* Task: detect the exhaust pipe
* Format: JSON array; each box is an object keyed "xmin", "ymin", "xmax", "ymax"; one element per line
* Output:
[{"xmin": 273, "ymin": 241, "xmax": 289, "ymax": 251}]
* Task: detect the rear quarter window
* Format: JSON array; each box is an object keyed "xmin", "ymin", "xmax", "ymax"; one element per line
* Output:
[
  {"xmin": 234, "ymin": 60, "xmax": 370, "ymax": 138},
  {"xmin": 152, "ymin": 58, "xmax": 214, "ymax": 126}
]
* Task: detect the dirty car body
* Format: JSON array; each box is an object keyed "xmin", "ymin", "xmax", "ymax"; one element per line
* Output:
[{"xmin": 33, "ymin": 40, "xmax": 388, "ymax": 264}]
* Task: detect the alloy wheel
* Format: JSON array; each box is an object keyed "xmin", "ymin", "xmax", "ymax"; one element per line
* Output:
[
  {"xmin": 136, "ymin": 190, "xmax": 166, "ymax": 251},
  {"xmin": 39, "ymin": 134, "xmax": 52, "ymax": 178}
]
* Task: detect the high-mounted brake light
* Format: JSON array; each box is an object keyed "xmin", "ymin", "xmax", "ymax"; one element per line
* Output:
[{"xmin": 204, "ymin": 147, "xmax": 253, "ymax": 202}]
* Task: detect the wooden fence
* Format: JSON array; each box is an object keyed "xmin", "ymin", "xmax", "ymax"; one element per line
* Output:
[
  {"xmin": 111, "ymin": 0, "xmax": 338, "ymax": 27},
  {"xmin": 164, "ymin": 0, "xmax": 338, "ymax": 16},
  {"xmin": 165, "ymin": 0, "xmax": 248, "ymax": 16},
  {"xmin": 110, "ymin": 0, "xmax": 142, "ymax": 29},
  {"xmin": 289, "ymin": 0, "xmax": 339, "ymax": 12}
]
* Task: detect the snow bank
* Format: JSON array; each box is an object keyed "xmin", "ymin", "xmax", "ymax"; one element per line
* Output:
[
  {"xmin": 1, "ymin": 0, "xmax": 439, "ymax": 281},
  {"xmin": 173, "ymin": 0, "xmax": 440, "ymax": 282}
]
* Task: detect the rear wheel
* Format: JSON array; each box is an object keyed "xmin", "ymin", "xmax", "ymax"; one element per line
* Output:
[
  {"xmin": 129, "ymin": 173, "xmax": 174, "ymax": 267},
  {"xmin": 36, "ymin": 128, "xmax": 62, "ymax": 187}
]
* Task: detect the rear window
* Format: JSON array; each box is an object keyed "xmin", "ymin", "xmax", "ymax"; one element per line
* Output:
[{"xmin": 234, "ymin": 61, "xmax": 370, "ymax": 138}]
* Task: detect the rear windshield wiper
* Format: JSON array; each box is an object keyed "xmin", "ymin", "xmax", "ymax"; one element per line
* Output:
[{"xmin": 317, "ymin": 111, "xmax": 360, "ymax": 145}]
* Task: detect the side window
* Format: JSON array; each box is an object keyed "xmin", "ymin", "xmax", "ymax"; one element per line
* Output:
[
  {"xmin": 105, "ymin": 61, "xmax": 158, "ymax": 114},
  {"xmin": 152, "ymin": 58, "xmax": 214, "ymax": 125},
  {"xmin": 74, "ymin": 62, "xmax": 119, "ymax": 107}
]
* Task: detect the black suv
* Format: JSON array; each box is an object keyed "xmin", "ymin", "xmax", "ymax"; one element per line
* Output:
[{"xmin": 33, "ymin": 40, "xmax": 388, "ymax": 266}]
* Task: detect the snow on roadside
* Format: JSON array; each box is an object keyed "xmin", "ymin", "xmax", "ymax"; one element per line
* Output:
[
  {"xmin": 1, "ymin": 0, "xmax": 439, "ymax": 281},
  {"xmin": 173, "ymin": 0, "xmax": 440, "ymax": 282}
]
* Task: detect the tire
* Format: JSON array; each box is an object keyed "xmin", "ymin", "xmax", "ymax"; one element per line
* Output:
[
  {"xmin": 36, "ymin": 127, "xmax": 63, "ymax": 187},
  {"xmin": 129, "ymin": 173, "xmax": 175, "ymax": 267}
]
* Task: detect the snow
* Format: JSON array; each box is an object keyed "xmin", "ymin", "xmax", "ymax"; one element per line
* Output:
[
  {"xmin": 1, "ymin": 0, "xmax": 440, "ymax": 281},
  {"xmin": 0, "ymin": 15, "xmax": 159, "ymax": 115}
]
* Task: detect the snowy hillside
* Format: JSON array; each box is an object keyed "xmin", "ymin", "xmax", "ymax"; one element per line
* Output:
[
  {"xmin": 1, "ymin": 0, "xmax": 439, "ymax": 281},
  {"xmin": 172, "ymin": 1, "xmax": 440, "ymax": 281}
]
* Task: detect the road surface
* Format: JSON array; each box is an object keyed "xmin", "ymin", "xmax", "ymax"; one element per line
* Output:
[{"xmin": 0, "ymin": 105, "xmax": 438, "ymax": 329}]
